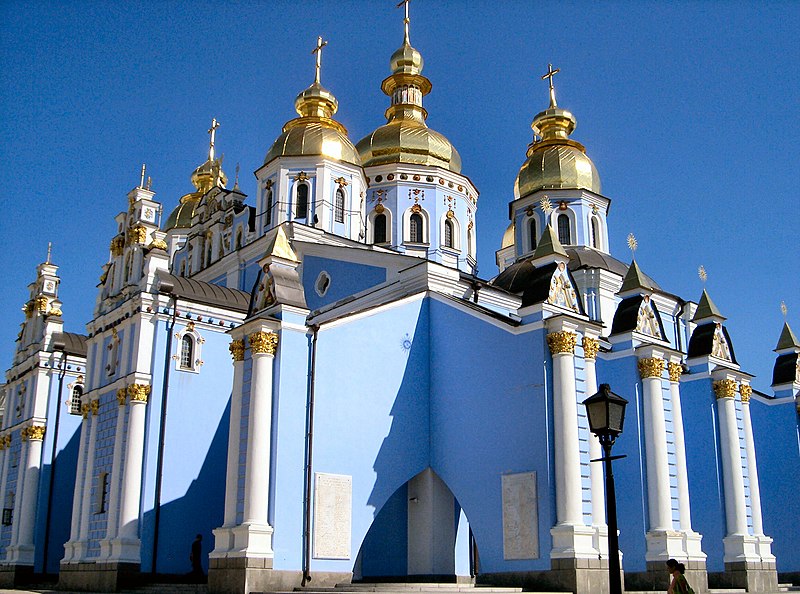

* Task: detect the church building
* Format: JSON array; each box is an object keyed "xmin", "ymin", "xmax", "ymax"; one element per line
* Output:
[{"xmin": 0, "ymin": 6, "xmax": 797, "ymax": 594}]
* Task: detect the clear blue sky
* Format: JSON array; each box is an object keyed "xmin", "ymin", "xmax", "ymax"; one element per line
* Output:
[{"xmin": 1, "ymin": 1, "xmax": 798, "ymax": 392}]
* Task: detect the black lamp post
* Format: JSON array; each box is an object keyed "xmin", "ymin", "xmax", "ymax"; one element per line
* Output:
[{"xmin": 583, "ymin": 383, "xmax": 629, "ymax": 594}]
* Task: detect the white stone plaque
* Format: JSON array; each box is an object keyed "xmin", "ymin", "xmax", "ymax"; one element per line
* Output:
[
  {"xmin": 502, "ymin": 471, "xmax": 539, "ymax": 560},
  {"xmin": 313, "ymin": 472, "xmax": 352, "ymax": 559}
]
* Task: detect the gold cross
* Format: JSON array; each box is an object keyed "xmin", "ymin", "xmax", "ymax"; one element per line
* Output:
[
  {"xmin": 541, "ymin": 63, "xmax": 560, "ymax": 107},
  {"xmin": 208, "ymin": 118, "xmax": 220, "ymax": 161},
  {"xmin": 397, "ymin": 0, "xmax": 411, "ymax": 44},
  {"xmin": 312, "ymin": 36, "xmax": 327, "ymax": 84}
]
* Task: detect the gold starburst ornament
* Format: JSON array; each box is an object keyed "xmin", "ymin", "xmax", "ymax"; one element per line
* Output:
[
  {"xmin": 540, "ymin": 196, "xmax": 553, "ymax": 215},
  {"xmin": 627, "ymin": 233, "xmax": 637, "ymax": 253},
  {"xmin": 698, "ymin": 265, "xmax": 707, "ymax": 283},
  {"xmin": 781, "ymin": 300, "xmax": 788, "ymax": 319}
]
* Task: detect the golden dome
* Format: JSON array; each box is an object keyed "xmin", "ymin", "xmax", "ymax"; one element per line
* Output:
[
  {"xmin": 515, "ymin": 106, "xmax": 601, "ymax": 198},
  {"xmin": 390, "ymin": 43, "xmax": 423, "ymax": 75},
  {"xmin": 501, "ymin": 222, "xmax": 515, "ymax": 248},
  {"xmin": 164, "ymin": 193, "xmax": 201, "ymax": 230},
  {"xmin": 264, "ymin": 81, "xmax": 362, "ymax": 167}
]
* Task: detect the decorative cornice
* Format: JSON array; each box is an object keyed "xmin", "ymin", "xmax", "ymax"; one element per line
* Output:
[
  {"xmin": 582, "ymin": 337, "xmax": 600, "ymax": 360},
  {"xmin": 127, "ymin": 383, "xmax": 151, "ymax": 403},
  {"xmin": 249, "ymin": 331, "xmax": 279, "ymax": 355},
  {"xmin": 638, "ymin": 357, "xmax": 665, "ymax": 380},
  {"xmin": 22, "ymin": 424, "xmax": 46, "ymax": 441},
  {"xmin": 739, "ymin": 384, "xmax": 752, "ymax": 403},
  {"xmin": 117, "ymin": 387, "xmax": 128, "ymax": 406},
  {"xmin": 713, "ymin": 379, "xmax": 737, "ymax": 399},
  {"xmin": 229, "ymin": 339, "xmax": 245, "ymax": 362},
  {"xmin": 547, "ymin": 331, "xmax": 577, "ymax": 355},
  {"xmin": 668, "ymin": 362, "xmax": 683, "ymax": 383}
]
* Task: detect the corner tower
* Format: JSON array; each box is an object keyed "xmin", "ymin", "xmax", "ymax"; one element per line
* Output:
[
  {"xmin": 256, "ymin": 37, "xmax": 367, "ymax": 242},
  {"xmin": 356, "ymin": 3, "xmax": 479, "ymax": 274},
  {"xmin": 497, "ymin": 65, "xmax": 608, "ymax": 272}
]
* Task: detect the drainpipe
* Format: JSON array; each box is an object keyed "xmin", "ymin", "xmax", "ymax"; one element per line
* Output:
[
  {"xmin": 302, "ymin": 325, "xmax": 319, "ymax": 587},
  {"xmin": 151, "ymin": 289, "xmax": 178, "ymax": 575},
  {"xmin": 42, "ymin": 343, "xmax": 66, "ymax": 575}
]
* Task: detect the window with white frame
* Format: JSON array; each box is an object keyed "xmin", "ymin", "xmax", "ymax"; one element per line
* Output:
[
  {"xmin": 265, "ymin": 189, "xmax": 274, "ymax": 226},
  {"xmin": 70, "ymin": 383, "xmax": 84, "ymax": 415},
  {"xmin": 296, "ymin": 183, "xmax": 309, "ymax": 219},
  {"xmin": 175, "ymin": 322, "xmax": 204, "ymax": 372},
  {"xmin": 529, "ymin": 218, "xmax": 537, "ymax": 251},
  {"xmin": 334, "ymin": 188, "xmax": 345, "ymax": 223},
  {"xmin": 557, "ymin": 213, "xmax": 571, "ymax": 245},
  {"xmin": 374, "ymin": 213, "xmax": 387, "ymax": 243},
  {"xmin": 590, "ymin": 216, "xmax": 601, "ymax": 249},
  {"xmin": 409, "ymin": 213, "xmax": 424, "ymax": 243}
]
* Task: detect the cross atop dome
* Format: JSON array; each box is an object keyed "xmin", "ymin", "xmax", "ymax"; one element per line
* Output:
[
  {"xmin": 541, "ymin": 63, "xmax": 560, "ymax": 108},
  {"xmin": 312, "ymin": 36, "xmax": 327, "ymax": 84},
  {"xmin": 397, "ymin": 0, "xmax": 412, "ymax": 45},
  {"xmin": 208, "ymin": 118, "xmax": 220, "ymax": 162}
]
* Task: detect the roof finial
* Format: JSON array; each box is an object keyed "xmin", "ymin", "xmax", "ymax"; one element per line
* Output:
[
  {"xmin": 698, "ymin": 264, "xmax": 707, "ymax": 285},
  {"xmin": 46, "ymin": 242, "xmax": 52, "ymax": 264},
  {"xmin": 540, "ymin": 195, "xmax": 553, "ymax": 216},
  {"xmin": 627, "ymin": 233, "xmax": 638, "ymax": 261},
  {"xmin": 234, "ymin": 162, "xmax": 241, "ymax": 190},
  {"xmin": 208, "ymin": 118, "xmax": 220, "ymax": 162},
  {"xmin": 781, "ymin": 300, "xmax": 788, "ymax": 320},
  {"xmin": 139, "ymin": 163, "xmax": 147, "ymax": 188},
  {"xmin": 541, "ymin": 63, "xmax": 560, "ymax": 108},
  {"xmin": 397, "ymin": 0, "xmax": 411, "ymax": 45},
  {"xmin": 312, "ymin": 36, "xmax": 328, "ymax": 85}
]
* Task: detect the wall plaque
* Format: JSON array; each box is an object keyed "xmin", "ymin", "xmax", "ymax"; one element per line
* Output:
[
  {"xmin": 502, "ymin": 471, "xmax": 539, "ymax": 560},
  {"xmin": 313, "ymin": 472, "xmax": 352, "ymax": 559}
]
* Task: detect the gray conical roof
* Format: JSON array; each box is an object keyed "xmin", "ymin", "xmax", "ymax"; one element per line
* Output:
[
  {"xmin": 775, "ymin": 322, "xmax": 800, "ymax": 351},
  {"xmin": 692, "ymin": 289, "xmax": 725, "ymax": 322},
  {"xmin": 532, "ymin": 224, "xmax": 568, "ymax": 260},
  {"xmin": 619, "ymin": 259, "xmax": 652, "ymax": 294}
]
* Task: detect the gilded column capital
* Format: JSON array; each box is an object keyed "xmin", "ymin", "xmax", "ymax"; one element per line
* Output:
[
  {"xmin": 249, "ymin": 331, "xmax": 279, "ymax": 355},
  {"xmin": 713, "ymin": 379, "xmax": 737, "ymax": 399},
  {"xmin": 582, "ymin": 337, "xmax": 600, "ymax": 360},
  {"xmin": 739, "ymin": 384, "xmax": 752, "ymax": 403},
  {"xmin": 82, "ymin": 403, "xmax": 91, "ymax": 418},
  {"xmin": 547, "ymin": 331, "xmax": 577, "ymax": 355},
  {"xmin": 667, "ymin": 362, "xmax": 683, "ymax": 383},
  {"xmin": 22, "ymin": 425, "xmax": 46, "ymax": 441},
  {"xmin": 127, "ymin": 383, "xmax": 151, "ymax": 403},
  {"xmin": 90, "ymin": 399, "xmax": 100, "ymax": 416},
  {"xmin": 3, "ymin": 435, "xmax": 10, "ymax": 449},
  {"xmin": 638, "ymin": 357, "xmax": 665, "ymax": 379},
  {"xmin": 117, "ymin": 387, "xmax": 128, "ymax": 406},
  {"xmin": 0, "ymin": 436, "xmax": 6, "ymax": 451},
  {"xmin": 229, "ymin": 339, "xmax": 245, "ymax": 362}
]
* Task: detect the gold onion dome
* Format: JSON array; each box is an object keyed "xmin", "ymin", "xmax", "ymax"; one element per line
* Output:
[
  {"xmin": 515, "ymin": 67, "xmax": 601, "ymax": 198},
  {"xmin": 265, "ymin": 37, "xmax": 361, "ymax": 168},
  {"xmin": 356, "ymin": 20, "xmax": 461, "ymax": 173}
]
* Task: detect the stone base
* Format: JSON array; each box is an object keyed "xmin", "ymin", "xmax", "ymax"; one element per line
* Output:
[
  {"xmin": 708, "ymin": 560, "xmax": 778, "ymax": 592},
  {"xmin": 58, "ymin": 561, "xmax": 142, "ymax": 592},
  {"xmin": 0, "ymin": 563, "xmax": 34, "ymax": 588},
  {"xmin": 624, "ymin": 559, "xmax": 708, "ymax": 593},
  {"xmin": 208, "ymin": 556, "xmax": 350, "ymax": 594},
  {"xmin": 478, "ymin": 559, "xmax": 609, "ymax": 594}
]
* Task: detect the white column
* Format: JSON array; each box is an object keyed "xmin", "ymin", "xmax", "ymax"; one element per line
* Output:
[
  {"xmin": 111, "ymin": 383, "xmax": 149, "ymax": 563},
  {"xmin": 62, "ymin": 407, "xmax": 89, "ymax": 563},
  {"xmin": 99, "ymin": 390, "xmax": 128, "ymax": 558},
  {"xmin": 8, "ymin": 425, "xmax": 45, "ymax": 564},
  {"xmin": 0, "ymin": 437, "xmax": 11, "ymax": 560},
  {"xmin": 75, "ymin": 399, "xmax": 100, "ymax": 560},
  {"xmin": 582, "ymin": 337, "xmax": 606, "ymax": 531},
  {"xmin": 737, "ymin": 385, "xmax": 763, "ymax": 535},
  {"xmin": 211, "ymin": 338, "xmax": 245, "ymax": 557},
  {"xmin": 715, "ymin": 380, "xmax": 749, "ymax": 537},
  {"xmin": 667, "ymin": 362, "xmax": 692, "ymax": 531},
  {"xmin": 232, "ymin": 330, "xmax": 279, "ymax": 557},
  {"xmin": 638, "ymin": 357, "xmax": 672, "ymax": 532}
]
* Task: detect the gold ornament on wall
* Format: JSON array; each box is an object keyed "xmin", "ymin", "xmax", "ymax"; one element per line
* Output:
[
  {"xmin": 547, "ymin": 331, "xmax": 577, "ymax": 355},
  {"xmin": 637, "ymin": 357, "xmax": 665, "ymax": 379},
  {"xmin": 35, "ymin": 296, "xmax": 49, "ymax": 313},
  {"xmin": 249, "ymin": 331, "xmax": 279, "ymax": 355},
  {"xmin": 713, "ymin": 379, "xmax": 737, "ymax": 399}
]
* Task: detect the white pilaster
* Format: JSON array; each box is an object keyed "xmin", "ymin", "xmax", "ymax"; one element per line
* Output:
[
  {"xmin": 211, "ymin": 337, "xmax": 246, "ymax": 558},
  {"xmin": 582, "ymin": 335, "xmax": 607, "ymax": 559},
  {"xmin": 99, "ymin": 390, "xmax": 128, "ymax": 559},
  {"xmin": 6, "ymin": 426, "xmax": 45, "ymax": 565},
  {"xmin": 74, "ymin": 400, "xmax": 100, "ymax": 561},
  {"xmin": 62, "ymin": 402, "xmax": 91, "ymax": 563},
  {"xmin": 230, "ymin": 328, "xmax": 278, "ymax": 558}
]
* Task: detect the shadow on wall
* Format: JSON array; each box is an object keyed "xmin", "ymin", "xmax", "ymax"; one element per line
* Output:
[{"xmin": 140, "ymin": 400, "xmax": 230, "ymax": 575}]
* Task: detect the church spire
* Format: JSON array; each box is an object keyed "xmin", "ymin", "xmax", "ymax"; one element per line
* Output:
[
  {"xmin": 398, "ymin": 0, "xmax": 412, "ymax": 45},
  {"xmin": 293, "ymin": 36, "xmax": 339, "ymax": 120},
  {"xmin": 541, "ymin": 63, "xmax": 560, "ymax": 108}
]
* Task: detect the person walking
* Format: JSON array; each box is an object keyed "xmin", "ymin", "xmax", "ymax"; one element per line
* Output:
[
  {"xmin": 190, "ymin": 533, "xmax": 204, "ymax": 579},
  {"xmin": 666, "ymin": 558, "xmax": 694, "ymax": 594}
]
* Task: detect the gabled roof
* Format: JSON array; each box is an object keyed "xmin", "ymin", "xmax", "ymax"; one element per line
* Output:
[{"xmin": 157, "ymin": 272, "xmax": 250, "ymax": 313}]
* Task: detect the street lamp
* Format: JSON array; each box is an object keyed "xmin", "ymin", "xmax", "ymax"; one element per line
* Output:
[{"xmin": 583, "ymin": 383, "xmax": 629, "ymax": 594}]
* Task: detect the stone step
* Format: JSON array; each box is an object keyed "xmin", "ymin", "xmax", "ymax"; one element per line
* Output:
[{"xmin": 333, "ymin": 585, "xmax": 522, "ymax": 592}]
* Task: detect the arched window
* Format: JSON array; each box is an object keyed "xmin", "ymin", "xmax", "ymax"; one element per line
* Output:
[
  {"xmin": 335, "ymin": 188, "xmax": 345, "ymax": 223},
  {"xmin": 70, "ymin": 385, "xmax": 83, "ymax": 415},
  {"xmin": 529, "ymin": 218, "xmax": 537, "ymax": 251},
  {"xmin": 179, "ymin": 261, "xmax": 186, "ymax": 277},
  {"xmin": 557, "ymin": 213, "xmax": 571, "ymax": 245},
  {"xmin": 443, "ymin": 218, "xmax": 454, "ymax": 248},
  {"xmin": 180, "ymin": 334, "xmax": 194, "ymax": 370},
  {"xmin": 206, "ymin": 240, "xmax": 213, "ymax": 266},
  {"xmin": 591, "ymin": 217, "xmax": 600, "ymax": 249},
  {"xmin": 265, "ymin": 189, "xmax": 273, "ymax": 226},
  {"xmin": 409, "ymin": 213, "xmax": 423, "ymax": 243},
  {"xmin": 235, "ymin": 228, "xmax": 243, "ymax": 250},
  {"xmin": 467, "ymin": 226, "xmax": 474, "ymax": 258},
  {"xmin": 296, "ymin": 183, "xmax": 309, "ymax": 219},
  {"xmin": 374, "ymin": 213, "xmax": 387, "ymax": 243}
]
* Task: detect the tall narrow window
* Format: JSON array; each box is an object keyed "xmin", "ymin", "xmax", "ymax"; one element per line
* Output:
[
  {"xmin": 265, "ymin": 189, "xmax": 273, "ymax": 226},
  {"xmin": 70, "ymin": 385, "xmax": 83, "ymax": 415},
  {"xmin": 409, "ymin": 213, "xmax": 423, "ymax": 243},
  {"xmin": 335, "ymin": 188, "xmax": 345, "ymax": 223},
  {"xmin": 529, "ymin": 218, "xmax": 537, "ymax": 251},
  {"xmin": 96, "ymin": 473, "xmax": 109, "ymax": 514},
  {"xmin": 296, "ymin": 183, "xmax": 309, "ymax": 219},
  {"xmin": 374, "ymin": 213, "xmax": 387, "ymax": 243},
  {"xmin": 206, "ymin": 241, "xmax": 213, "ymax": 266},
  {"xmin": 591, "ymin": 217, "xmax": 600, "ymax": 249},
  {"xmin": 180, "ymin": 335, "xmax": 194, "ymax": 369},
  {"xmin": 557, "ymin": 213, "xmax": 571, "ymax": 245},
  {"xmin": 467, "ymin": 227, "xmax": 474, "ymax": 257},
  {"xmin": 444, "ymin": 219, "xmax": 454, "ymax": 248},
  {"xmin": 235, "ymin": 228, "xmax": 243, "ymax": 250},
  {"xmin": 2, "ymin": 492, "xmax": 14, "ymax": 526}
]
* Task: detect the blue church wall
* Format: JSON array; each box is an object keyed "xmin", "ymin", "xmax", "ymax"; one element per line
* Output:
[
  {"xmin": 140, "ymin": 318, "xmax": 231, "ymax": 574},
  {"xmin": 680, "ymin": 378, "xmax": 725, "ymax": 572},
  {"xmin": 309, "ymin": 297, "xmax": 431, "ymax": 575},
  {"xmin": 597, "ymin": 356, "xmax": 650, "ymax": 572},
  {"xmin": 357, "ymin": 482, "xmax": 409, "ymax": 578},
  {"xmin": 750, "ymin": 398, "xmax": 800, "ymax": 572},
  {"xmin": 0, "ymin": 434, "xmax": 22, "ymax": 554},
  {"xmin": 302, "ymin": 255, "xmax": 387, "ymax": 312},
  {"xmin": 86, "ymin": 388, "xmax": 120, "ymax": 558},
  {"xmin": 427, "ymin": 298, "xmax": 552, "ymax": 573},
  {"xmin": 269, "ymin": 322, "xmax": 311, "ymax": 570},
  {"xmin": 239, "ymin": 257, "xmax": 261, "ymax": 294}
]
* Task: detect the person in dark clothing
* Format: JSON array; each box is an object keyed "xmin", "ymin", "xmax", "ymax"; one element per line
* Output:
[{"xmin": 190, "ymin": 534, "xmax": 203, "ymax": 578}]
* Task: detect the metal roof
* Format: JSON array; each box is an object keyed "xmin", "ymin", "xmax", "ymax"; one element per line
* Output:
[{"xmin": 157, "ymin": 273, "xmax": 250, "ymax": 313}]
